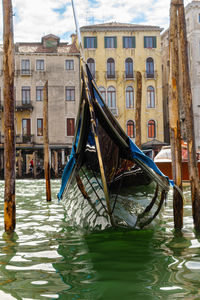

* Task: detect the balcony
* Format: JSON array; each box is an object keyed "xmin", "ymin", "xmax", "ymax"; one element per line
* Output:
[
  {"xmin": 0, "ymin": 134, "xmax": 34, "ymax": 144},
  {"xmin": 124, "ymin": 71, "xmax": 135, "ymax": 80},
  {"xmin": 20, "ymin": 69, "xmax": 33, "ymax": 76},
  {"xmin": 109, "ymin": 107, "xmax": 118, "ymax": 116},
  {"xmin": 16, "ymin": 134, "xmax": 34, "ymax": 144},
  {"xmin": 15, "ymin": 101, "xmax": 33, "ymax": 112},
  {"xmin": 105, "ymin": 71, "xmax": 119, "ymax": 80},
  {"xmin": 144, "ymin": 71, "xmax": 158, "ymax": 80}
]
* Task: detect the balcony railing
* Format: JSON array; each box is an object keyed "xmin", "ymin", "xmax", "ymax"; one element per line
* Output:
[
  {"xmin": 0, "ymin": 134, "xmax": 35, "ymax": 144},
  {"xmin": 144, "ymin": 71, "xmax": 158, "ymax": 79},
  {"xmin": 109, "ymin": 107, "xmax": 118, "ymax": 116},
  {"xmin": 15, "ymin": 101, "xmax": 33, "ymax": 111},
  {"xmin": 124, "ymin": 71, "xmax": 135, "ymax": 80},
  {"xmin": 16, "ymin": 134, "xmax": 35, "ymax": 144},
  {"xmin": 105, "ymin": 71, "xmax": 119, "ymax": 80},
  {"xmin": 20, "ymin": 69, "xmax": 33, "ymax": 76}
]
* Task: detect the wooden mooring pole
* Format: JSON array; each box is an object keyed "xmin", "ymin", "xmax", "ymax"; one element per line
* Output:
[
  {"xmin": 169, "ymin": 1, "xmax": 183, "ymax": 230},
  {"xmin": 43, "ymin": 81, "xmax": 51, "ymax": 201},
  {"xmin": 135, "ymin": 71, "xmax": 142, "ymax": 149},
  {"xmin": 3, "ymin": 0, "xmax": 16, "ymax": 232},
  {"xmin": 177, "ymin": 0, "xmax": 200, "ymax": 231}
]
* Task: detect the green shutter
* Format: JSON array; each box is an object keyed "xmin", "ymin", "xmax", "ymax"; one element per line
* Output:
[
  {"xmin": 132, "ymin": 37, "xmax": 135, "ymax": 48},
  {"xmin": 153, "ymin": 37, "xmax": 157, "ymax": 48},
  {"xmin": 104, "ymin": 37, "xmax": 107, "ymax": 48},
  {"xmin": 84, "ymin": 37, "xmax": 87, "ymax": 48},
  {"xmin": 114, "ymin": 37, "xmax": 117, "ymax": 48},
  {"xmin": 94, "ymin": 37, "xmax": 97, "ymax": 48},
  {"xmin": 144, "ymin": 36, "xmax": 147, "ymax": 48},
  {"xmin": 123, "ymin": 36, "xmax": 125, "ymax": 48}
]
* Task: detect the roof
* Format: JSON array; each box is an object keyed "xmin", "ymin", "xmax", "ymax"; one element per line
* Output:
[
  {"xmin": 142, "ymin": 139, "xmax": 168, "ymax": 149},
  {"xmin": 80, "ymin": 22, "xmax": 163, "ymax": 32}
]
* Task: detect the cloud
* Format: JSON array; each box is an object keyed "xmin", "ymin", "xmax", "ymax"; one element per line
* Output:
[{"xmin": 0, "ymin": 0, "xmax": 188, "ymax": 43}]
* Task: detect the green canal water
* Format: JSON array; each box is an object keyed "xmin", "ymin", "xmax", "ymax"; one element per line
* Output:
[{"xmin": 0, "ymin": 180, "xmax": 199, "ymax": 299}]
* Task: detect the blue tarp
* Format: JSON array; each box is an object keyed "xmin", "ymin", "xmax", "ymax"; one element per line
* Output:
[{"xmin": 128, "ymin": 137, "xmax": 174, "ymax": 186}]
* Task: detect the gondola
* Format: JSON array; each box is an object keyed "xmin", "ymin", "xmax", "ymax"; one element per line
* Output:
[
  {"xmin": 57, "ymin": 0, "xmax": 173, "ymax": 231},
  {"xmin": 57, "ymin": 62, "xmax": 173, "ymax": 230}
]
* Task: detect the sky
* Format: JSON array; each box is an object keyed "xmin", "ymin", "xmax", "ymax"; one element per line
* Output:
[{"xmin": 0, "ymin": 0, "xmax": 192, "ymax": 44}]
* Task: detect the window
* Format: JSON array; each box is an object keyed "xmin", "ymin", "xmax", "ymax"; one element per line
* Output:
[
  {"xmin": 105, "ymin": 37, "xmax": 117, "ymax": 48},
  {"xmin": 125, "ymin": 58, "xmax": 133, "ymax": 78},
  {"xmin": 123, "ymin": 36, "xmax": 135, "ymax": 48},
  {"xmin": 21, "ymin": 59, "xmax": 30, "ymax": 74},
  {"xmin": 84, "ymin": 37, "xmax": 97, "ymax": 48},
  {"xmin": 87, "ymin": 58, "xmax": 95, "ymax": 78},
  {"xmin": 66, "ymin": 60, "xmax": 74, "ymax": 70},
  {"xmin": 37, "ymin": 119, "xmax": 43, "ymax": 136},
  {"xmin": 22, "ymin": 119, "xmax": 31, "ymax": 135},
  {"xmin": 22, "ymin": 86, "xmax": 31, "ymax": 104},
  {"xmin": 199, "ymin": 14, "xmax": 200, "ymax": 23},
  {"xmin": 127, "ymin": 120, "xmax": 135, "ymax": 138},
  {"xmin": 36, "ymin": 59, "xmax": 44, "ymax": 70},
  {"xmin": 67, "ymin": 118, "xmax": 75, "ymax": 136},
  {"xmin": 107, "ymin": 58, "xmax": 115, "ymax": 78},
  {"xmin": 148, "ymin": 120, "xmax": 156, "ymax": 138},
  {"xmin": 36, "ymin": 86, "xmax": 43, "ymax": 101},
  {"xmin": 146, "ymin": 57, "xmax": 154, "ymax": 78},
  {"xmin": 126, "ymin": 86, "xmax": 134, "ymax": 108},
  {"xmin": 65, "ymin": 86, "xmax": 75, "ymax": 101},
  {"xmin": 99, "ymin": 86, "xmax": 106, "ymax": 102},
  {"xmin": 147, "ymin": 86, "xmax": 155, "ymax": 108},
  {"xmin": 144, "ymin": 36, "xmax": 157, "ymax": 48},
  {"xmin": 107, "ymin": 86, "xmax": 116, "ymax": 108}
]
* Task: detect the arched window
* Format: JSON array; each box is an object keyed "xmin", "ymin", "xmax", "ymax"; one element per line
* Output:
[
  {"xmin": 87, "ymin": 58, "xmax": 95, "ymax": 78},
  {"xmin": 147, "ymin": 86, "xmax": 155, "ymax": 108},
  {"xmin": 125, "ymin": 58, "xmax": 133, "ymax": 78},
  {"xmin": 99, "ymin": 86, "xmax": 106, "ymax": 103},
  {"xmin": 148, "ymin": 120, "xmax": 156, "ymax": 138},
  {"xmin": 126, "ymin": 86, "xmax": 134, "ymax": 108},
  {"xmin": 107, "ymin": 58, "xmax": 115, "ymax": 78},
  {"xmin": 146, "ymin": 57, "xmax": 154, "ymax": 78},
  {"xmin": 127, "ymin": 120, "xmax": 135, "ymax": 138},
  {"xmin": 107, "ymin": 86, "xmax": 116, "ymax": 108}
]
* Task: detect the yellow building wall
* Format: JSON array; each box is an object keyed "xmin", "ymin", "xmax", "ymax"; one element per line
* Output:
[{"xmin": 81, "ymin": 28, "xmax": 164, "ymax": 144}]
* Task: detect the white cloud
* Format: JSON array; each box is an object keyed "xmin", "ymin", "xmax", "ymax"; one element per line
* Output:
[{"xmin": 0, "ymin": 0, "xmax": 191, "ymax": 43}]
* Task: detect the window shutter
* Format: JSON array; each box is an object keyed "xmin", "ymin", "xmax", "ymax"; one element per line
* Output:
[
  {"xmin": 114, "ymin": 37, "xmax": 117, "ymax": 48},
  {"xmin": 94, "ymin": 37, "xmax": 97, "ymax": 48},
  {"xmin": 132, "ymin": 37, "xmax": 135, "ymax": 48},
  {"xmin": 123, "ymin": 37, "xmax": 125, "ymax": 48},
  {"xmin": 144, "ymin": 37, "xmax": 147, "ymax": 48},
  {"xmin": 153, "ymin": 37, "xmax": 157, "ymax": 48},
  {"xmin": 84, "ymin": 37, "xmax": 87, "ymax": 48},
  {"xmin": 104, "ymin": 37, "xmax": 107, "ymax": 48}
]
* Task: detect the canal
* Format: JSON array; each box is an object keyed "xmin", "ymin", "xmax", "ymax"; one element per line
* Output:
[{"xmin": 0, "ymin": 180, "xmax": 199, "ymax": 299}]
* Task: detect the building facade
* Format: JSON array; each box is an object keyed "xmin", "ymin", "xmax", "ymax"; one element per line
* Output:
[
  {"xmin": 80, "ymin": 22, "xmax": 165, "ymax": 147},
  {"xmin": 0, "ymin": 34, "xmax": 80, "ymax": 177},
  {"xmin": 161, "ymin": 1, "xmax": 200, "ymax": 149},
  {"xmin": 185, "ymin": 0, "xmax": 200, "ymax": 149}
]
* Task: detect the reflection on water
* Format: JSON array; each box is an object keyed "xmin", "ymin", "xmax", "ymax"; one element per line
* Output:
[{"xmin": 0, "ymin": 181, "xmax": 199, "ymax": 299}]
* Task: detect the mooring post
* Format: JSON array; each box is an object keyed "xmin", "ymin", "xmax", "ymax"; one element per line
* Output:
[
  {"xmin": 177, "ymin": 0, "xmax": 200, "ymax": 231},
  {"xmin": 169, "ymin": 0, "xmax": 183, "ymax": 230},
  {"xmin": 33, "ymin": 151, "xmax": 37, "ymax": 179},
  {"xmin": 2, "ymin": 0, "xmax": 16, "ymax": 232},
  {"xmin": 18, "ymin": 150, "xmax": 22, "ymax": 178},
  {"xmin": 135, "ymin": 71, "xmax": 142, "ymax": 149},
  {"xmin": 43, "ymin": 81, "xmax": 51, "ymax": 201},
  {"xmin": 54, "ymin": 150, "xmax": 58, "ymax": 178}
]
